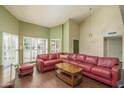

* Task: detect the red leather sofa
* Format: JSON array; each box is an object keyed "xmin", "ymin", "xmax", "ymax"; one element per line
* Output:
[
  {"xmin": 36, "ymin": 53, "xmax": 62, "ymax": 72},
  {"xmin": 36, "ymin": 53, "xmax": 120, "ymax": 87}
]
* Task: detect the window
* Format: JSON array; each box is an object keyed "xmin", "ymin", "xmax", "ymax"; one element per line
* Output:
[
  {"xmin": 50, "ymin": 39, "xmax": 61, "ymax": 53},
  {"xmin": 2, "ymin": 32, "xmax": 18, "ymax": 67},
  {"xmin": 23, "ymin": 37, "xmax": 48, "ymax": 63}
]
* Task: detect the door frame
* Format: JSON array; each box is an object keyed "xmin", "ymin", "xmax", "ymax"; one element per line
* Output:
[
  {"xmin": 103, "ymin": 36, "xmax": 123, "ymax": 62},
  {"xmin": 73, "ymin": 39, "xmax": 79, "ymax": 53}
]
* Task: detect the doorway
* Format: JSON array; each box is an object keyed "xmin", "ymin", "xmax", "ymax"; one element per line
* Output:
[
  {"xmin": 104, "ymin": 37, "xmax": 122, "ymax": 62},
  {"xmin": 73, "ymin": 40, "xmax": 79, "ymax": 53}
]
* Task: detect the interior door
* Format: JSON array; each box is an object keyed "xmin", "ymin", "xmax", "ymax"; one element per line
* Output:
[{"xmin": 73, "ymin": 40, "xmax": 79, "ymax": 53}]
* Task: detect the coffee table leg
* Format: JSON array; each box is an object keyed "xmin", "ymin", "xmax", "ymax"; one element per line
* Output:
[{"xmin": 72, "ymin": 75, "xmax": 74, "ymax": 87}]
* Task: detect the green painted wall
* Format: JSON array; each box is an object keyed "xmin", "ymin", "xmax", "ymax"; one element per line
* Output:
[
  {"xmin": 0, "ymin": 33, "xmax": 2, "ymax": 65},
  {"xmin": 19, "ymin": 21, "xmax": 49, "ymax": 38},
  {"xmin": 0, "ymin": 5, "xmax": 80, "ymax": 65},
  {"xmin": 0, "ymin": 6, "xmax": 50, "ymax": 65},
  {"xmin": 50, "ymin": 24, "xmax": 63, "ymax": 52},
  {"xmin": 19, "ymin": 21, "xmax": 50, "ymax": 63},
  {"xmin": 63, "ymin": 21, "xmax": 70, "ymax": 52},
  {"xmin": 0, "ymin": 6, "xmax": 19, "ymax": 34},
  {"xmin": 0, "ymin": 6, "xmax": 19, "ymax": 65}
]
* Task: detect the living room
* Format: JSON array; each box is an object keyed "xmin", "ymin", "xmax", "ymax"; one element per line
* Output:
[{"xmin": 0, "ymin": 3, "xmax": 124, "ymax": 90}]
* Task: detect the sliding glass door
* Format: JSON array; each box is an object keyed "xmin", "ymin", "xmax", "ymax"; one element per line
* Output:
[
  {"xmin": 23, "ymin": 37, "xmax": 48, "ymax": 63},
  {"xmin": 23, "ymin": 37, "xmax": 31, "ymax": 63},
  {"xmin": 2, "ymin": 32, "xmax": 18, "ymax": 67}
]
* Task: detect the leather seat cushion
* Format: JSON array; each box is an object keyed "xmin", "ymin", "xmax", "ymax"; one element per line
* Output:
[
  {"xmin": 19, "ymin": 64, "xmax": 34, "ymax": 71},
  {"xmin": 60, "ymin": 54, "xmax": 68, "ymax": 59},
  {"xmin": 79, "ymin": 63, "xmax": 95, "ymax": 72},
  {"xmin": 67, "ymin": 60, "xmax": 82, "ymax": 65},
  {"xmin": 91, "ymin": 66, "xmax": 112, "ymax": 79},
  {"xmin": 44, "ymin": 59, "xmax": 62, "ymax": 66},
  {"xmin": 19, "ymin": 68, "xmax": 33, "ymax": 73}
]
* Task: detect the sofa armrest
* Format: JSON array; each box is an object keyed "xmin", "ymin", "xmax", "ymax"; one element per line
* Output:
[
  {"xmin": 112, "ymin": 65, "xmax": 120, "ymax": 72},
  {"xmin": 36, "ymin": 58, "xmax": 44, "ymax": 72},
  {"xmin": 36, "ymin": 58, "xmax": 44, "ymax": 62},
  {"xmin": 111, "ymin": 64, "xmax": 121, "ymax": 87}
]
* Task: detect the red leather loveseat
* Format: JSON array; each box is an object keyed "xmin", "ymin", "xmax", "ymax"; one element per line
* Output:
[{"xmin": 36, "ymin": 53, "xmax": 120, "ymax": 87}]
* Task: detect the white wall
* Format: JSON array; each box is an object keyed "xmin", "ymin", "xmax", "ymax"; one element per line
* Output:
[{"xmin": 79, "ymin": 6, "xmax": 124, "ymax": 68}]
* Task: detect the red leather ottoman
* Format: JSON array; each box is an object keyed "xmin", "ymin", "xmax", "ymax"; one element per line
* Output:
[{"xmin": 18, "ymin": 63, "xmax": 34, "ymax": 77}]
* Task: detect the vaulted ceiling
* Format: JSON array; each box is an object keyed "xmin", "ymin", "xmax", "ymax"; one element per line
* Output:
[{"xmin": 4, "ymin": 5, "xmax": 99, "ymax": 28}]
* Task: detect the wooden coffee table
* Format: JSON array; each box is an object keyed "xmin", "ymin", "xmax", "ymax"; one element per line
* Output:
[{"xmin": 55, "ymin": 62, "xmax": 83, "ymax": 87}]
